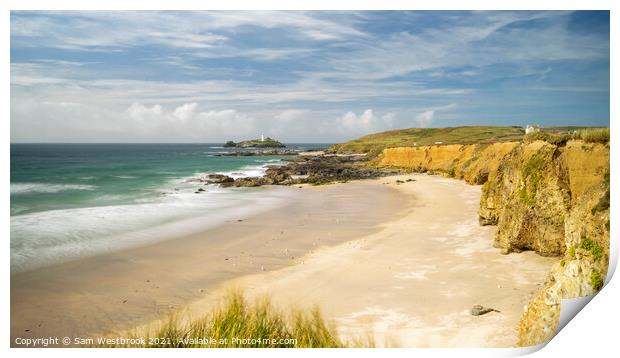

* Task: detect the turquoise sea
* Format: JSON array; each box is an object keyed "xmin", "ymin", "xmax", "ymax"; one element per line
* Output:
[{"xmin": 10, "ymin": 143, "xmax": 328, "ymax": 272}]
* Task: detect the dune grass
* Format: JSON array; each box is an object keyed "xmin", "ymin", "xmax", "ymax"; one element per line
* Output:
[
  {"xmin": 523, "ymin": 131, "xmax": 573, "ymax": 146},
  {"xmin": 524, "ymin": 127, "xmax": 610, "ymax": 145},
  {"xmin": 104, "ymin": 290, "xmax": 363, "ymax": 348},
  {"xmin": 574, "ymin": 128, "xmax": 610, "ymax": 143}
]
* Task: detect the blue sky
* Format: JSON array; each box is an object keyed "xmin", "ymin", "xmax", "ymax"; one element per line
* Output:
[{"xmin": 10, "ymin": 11, "xmax": 610, "ymax": 143}]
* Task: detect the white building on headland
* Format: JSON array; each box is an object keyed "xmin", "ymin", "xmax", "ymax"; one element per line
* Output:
[
  {"xmin": 261, "ymin": 133, "xmax": 265, "ymax": 142},
  {"xmin": 525, "ymin": 125, "xmax": 540, "ymax": 135}
]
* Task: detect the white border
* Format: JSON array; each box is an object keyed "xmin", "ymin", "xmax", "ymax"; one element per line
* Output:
[{"xmin": 2, "ymin": 1, "xmax": 617, "ymax": 357}]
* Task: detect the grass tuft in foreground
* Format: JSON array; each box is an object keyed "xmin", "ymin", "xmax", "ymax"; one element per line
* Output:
[{"xmin": 106, "ymin": 290, "xmax": 355, "ymax": 348}]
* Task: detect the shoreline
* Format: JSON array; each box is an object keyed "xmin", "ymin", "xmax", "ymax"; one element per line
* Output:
[
  {"xmin": 10, "ymin": 185, "xmax": 295, "ymax": 274},
  {"xmin": 11, "ymin": 173, "xmax": 557, "ymax": 347},
  {"xmin": 11, "ymin": 178, "xmax": 408, "ymax": 344}
]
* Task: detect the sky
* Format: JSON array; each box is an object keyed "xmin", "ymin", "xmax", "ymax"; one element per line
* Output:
[{"xmin": 10, "ymin": 11, "xmax": 610, "ymax": 143}]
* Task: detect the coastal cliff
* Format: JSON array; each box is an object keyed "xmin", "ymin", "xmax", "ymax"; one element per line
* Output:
[{"xmin": 378, "ymin": 138, "xmax": 610, "ymax": 346}]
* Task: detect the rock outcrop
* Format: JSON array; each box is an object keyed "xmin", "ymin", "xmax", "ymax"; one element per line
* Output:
[
  {"xmin": 199, "ymin": 154, "xmax": 397, "ymax": 189},
  {"xmin": 379, "ymin": 139, "xmax": 610, "ymax": 346}
]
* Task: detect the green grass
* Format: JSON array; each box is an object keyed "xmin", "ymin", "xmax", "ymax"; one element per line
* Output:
[
  {"xmin": 523, "ymin": 131, "xmax": 572, "ymax": 146},
  {"xmin": 574, "ymin": 128, "xmax": 610, "ymax": 143},
  {"xmin": 329, "ymin": 125, "xmax": 609, "ymax": 157},
  {"xmin": 524, "ymin": 126, "xmax": 609, "ymax": 146},
  {"xmin": 104, "ymin": 290, "xmax": 362, "ymax": 348},
  {"xmin": 580, "ymin": 237, "xmax": 604, "ymax": 261},
  {"xmin": 329, "ymin": 126, "xmax": 525, "ymax": 157},
  {"xmin": 590, "ymin": 270, "xmax": 604, "ymax": 291},
  {"xmin": 519, "ymin": 153, "xmax": 545, "ymax": 206},
  {"xmin": 447, "ymin": 166, "xmax": 456, "ymax": 177}
]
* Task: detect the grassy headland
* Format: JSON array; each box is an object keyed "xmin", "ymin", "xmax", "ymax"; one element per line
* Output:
[
  {"xmin": 329, "ymin": 126, "xmax": 525, "ymax": 157},
  {"xmin": 329, "ymin": 125, "xmax": 609, "ymax": 158}
]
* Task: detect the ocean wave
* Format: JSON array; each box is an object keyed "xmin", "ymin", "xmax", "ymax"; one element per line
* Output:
[
  {"xmin": 10, "ymin": 187, "xmax": 291, "ymax": 273},
  {"xmin": 254, "ymin": 158, "xmax": 284, "ymax": 163},
  {"xmin": 180, "ymin": 161, "xmax": 279, "ymax": 183},
  {"xmin": 114, "ymin": 175, "xmax": 137, "ymax": 179},
  {"xmin": 11, "ymin": 183, "xmax": 98, "ymax": 195},
  {"xmin": 222, "ymin": 164, "xmax": 268, "ymax": 179}
]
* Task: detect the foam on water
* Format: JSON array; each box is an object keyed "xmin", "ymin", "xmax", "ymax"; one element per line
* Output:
[
  {"xmin": 11, "ymin": 183, "xmax": 98, "ymax": 195},
  {"xmin": 10, "ymin": 185, "xmax": 292, "ymax": 273}
]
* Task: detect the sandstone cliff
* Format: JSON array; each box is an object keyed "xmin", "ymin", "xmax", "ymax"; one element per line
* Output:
[
  {"xmin": 379, "ymin": 139, "xmax": 610, "ymax": 346},
  {"xmin": 380, "ymin": 142, "xmax": 518, "ymax": 185}
]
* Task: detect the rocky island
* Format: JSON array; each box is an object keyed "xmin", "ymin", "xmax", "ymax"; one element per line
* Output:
[{"xmin": 224, "ymin": 137, "xmax": 286, "ymax": 148}]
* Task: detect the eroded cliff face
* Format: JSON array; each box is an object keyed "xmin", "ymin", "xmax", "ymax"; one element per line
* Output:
[
  {"xmin": 479, "ymin": 141, "xmax": 571, "ymax": 256},
  {"xmin": 518, "ymin": 179, "xmax": 609, "ymax": 346},
  {"xmin": 380, "ymin": 142, "xmax": 518, "ymax": 184},
  {"xmin": 379, "ymin": 139, "xmax": 610, "ymax": 346}
]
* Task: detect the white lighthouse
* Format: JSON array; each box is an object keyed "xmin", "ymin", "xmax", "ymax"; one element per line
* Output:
[{"xmin": 261, "ymin": 133, "xmax": 265, "ymax": 142}]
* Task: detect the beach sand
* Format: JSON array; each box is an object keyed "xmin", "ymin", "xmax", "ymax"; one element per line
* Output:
[
  {"xmin": 174, "ymin": 174, "xmax": 557, "ymax": 347},
  {"xmin": 11, "ymin": 181, "xmax": 406, "ymax": 344},
  {"xmin": 11, "ymin": 173, "xmax": 556, "ymax": 347}
]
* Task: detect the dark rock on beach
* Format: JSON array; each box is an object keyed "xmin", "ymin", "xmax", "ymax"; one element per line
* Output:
[
  {"xmin": 216, "ymin": 153, "xmax": 399, "ymax": 188},
  {"xmin": 223, "ymin": 177, "xmax": 272, "ymax": 187},
  {"xmin": 206, "ymin": 174, "xmax": 235, "ymax": 184}
]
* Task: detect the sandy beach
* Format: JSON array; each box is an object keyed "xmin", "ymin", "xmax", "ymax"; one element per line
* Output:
[
  {"xmin": 162, "ymin": 174, "xmax": 558, "ymax": 347},
  {"xmin": 10, "ymin": 180, "xmax": 406, "ymax": 344},
  {"xmin": 11, "ymin": 173, "xmax": 557, "ymax": 347}
]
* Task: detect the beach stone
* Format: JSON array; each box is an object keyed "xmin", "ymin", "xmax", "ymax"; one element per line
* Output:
[{"xmin": 470, "ymin": 305, "xmax": 500, "ymax": 316}]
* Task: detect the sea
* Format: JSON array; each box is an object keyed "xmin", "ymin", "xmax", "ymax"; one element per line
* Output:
[{"xmin": 10, "ymin": 143, "xmax": 329, "ymax": 273}]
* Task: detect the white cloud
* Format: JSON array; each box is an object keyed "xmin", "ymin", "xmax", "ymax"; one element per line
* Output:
[
  {"xmin": 275, "ymin": 109, "xmax": 309, "ymax": 122},
  {"xmin": 11, "ymin": 97, "xmax": 404, "ymax": 143},
  {"xmin": 9, "ymin": 11, "xmax": 609, "ymax": 142},
  {"xmin": 10, "ymin": 11, "xmax": 367, "ymax": 52},
  {"xmin": 315, "ymin": 11, "xmax": 607, "ymax": 81},
  {"xmin": 415, "ymin": 103, "xmax": 457, "ymax": 127},
  {"xmin": 415, "ymin": 110, "xmax": 435, "ymax": 127},
  {"xmin": 11, "ymin": 100, "xmax": 259, "ymax": 142},
  {"xmin": 122, "ymin": 103, "xmax": 257, "ymax": 140},
  {"xmin": 335, "ymin": 109, "xmax": 396, "ymax": 137},
  {"xmin": 10, "ymin": 61, "xmax": 469, "ymax": 109}
]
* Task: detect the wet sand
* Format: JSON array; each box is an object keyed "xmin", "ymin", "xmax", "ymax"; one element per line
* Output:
[{"xmin": 11, "ymin": 182, "xmax": 408, "ymax": 345}]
